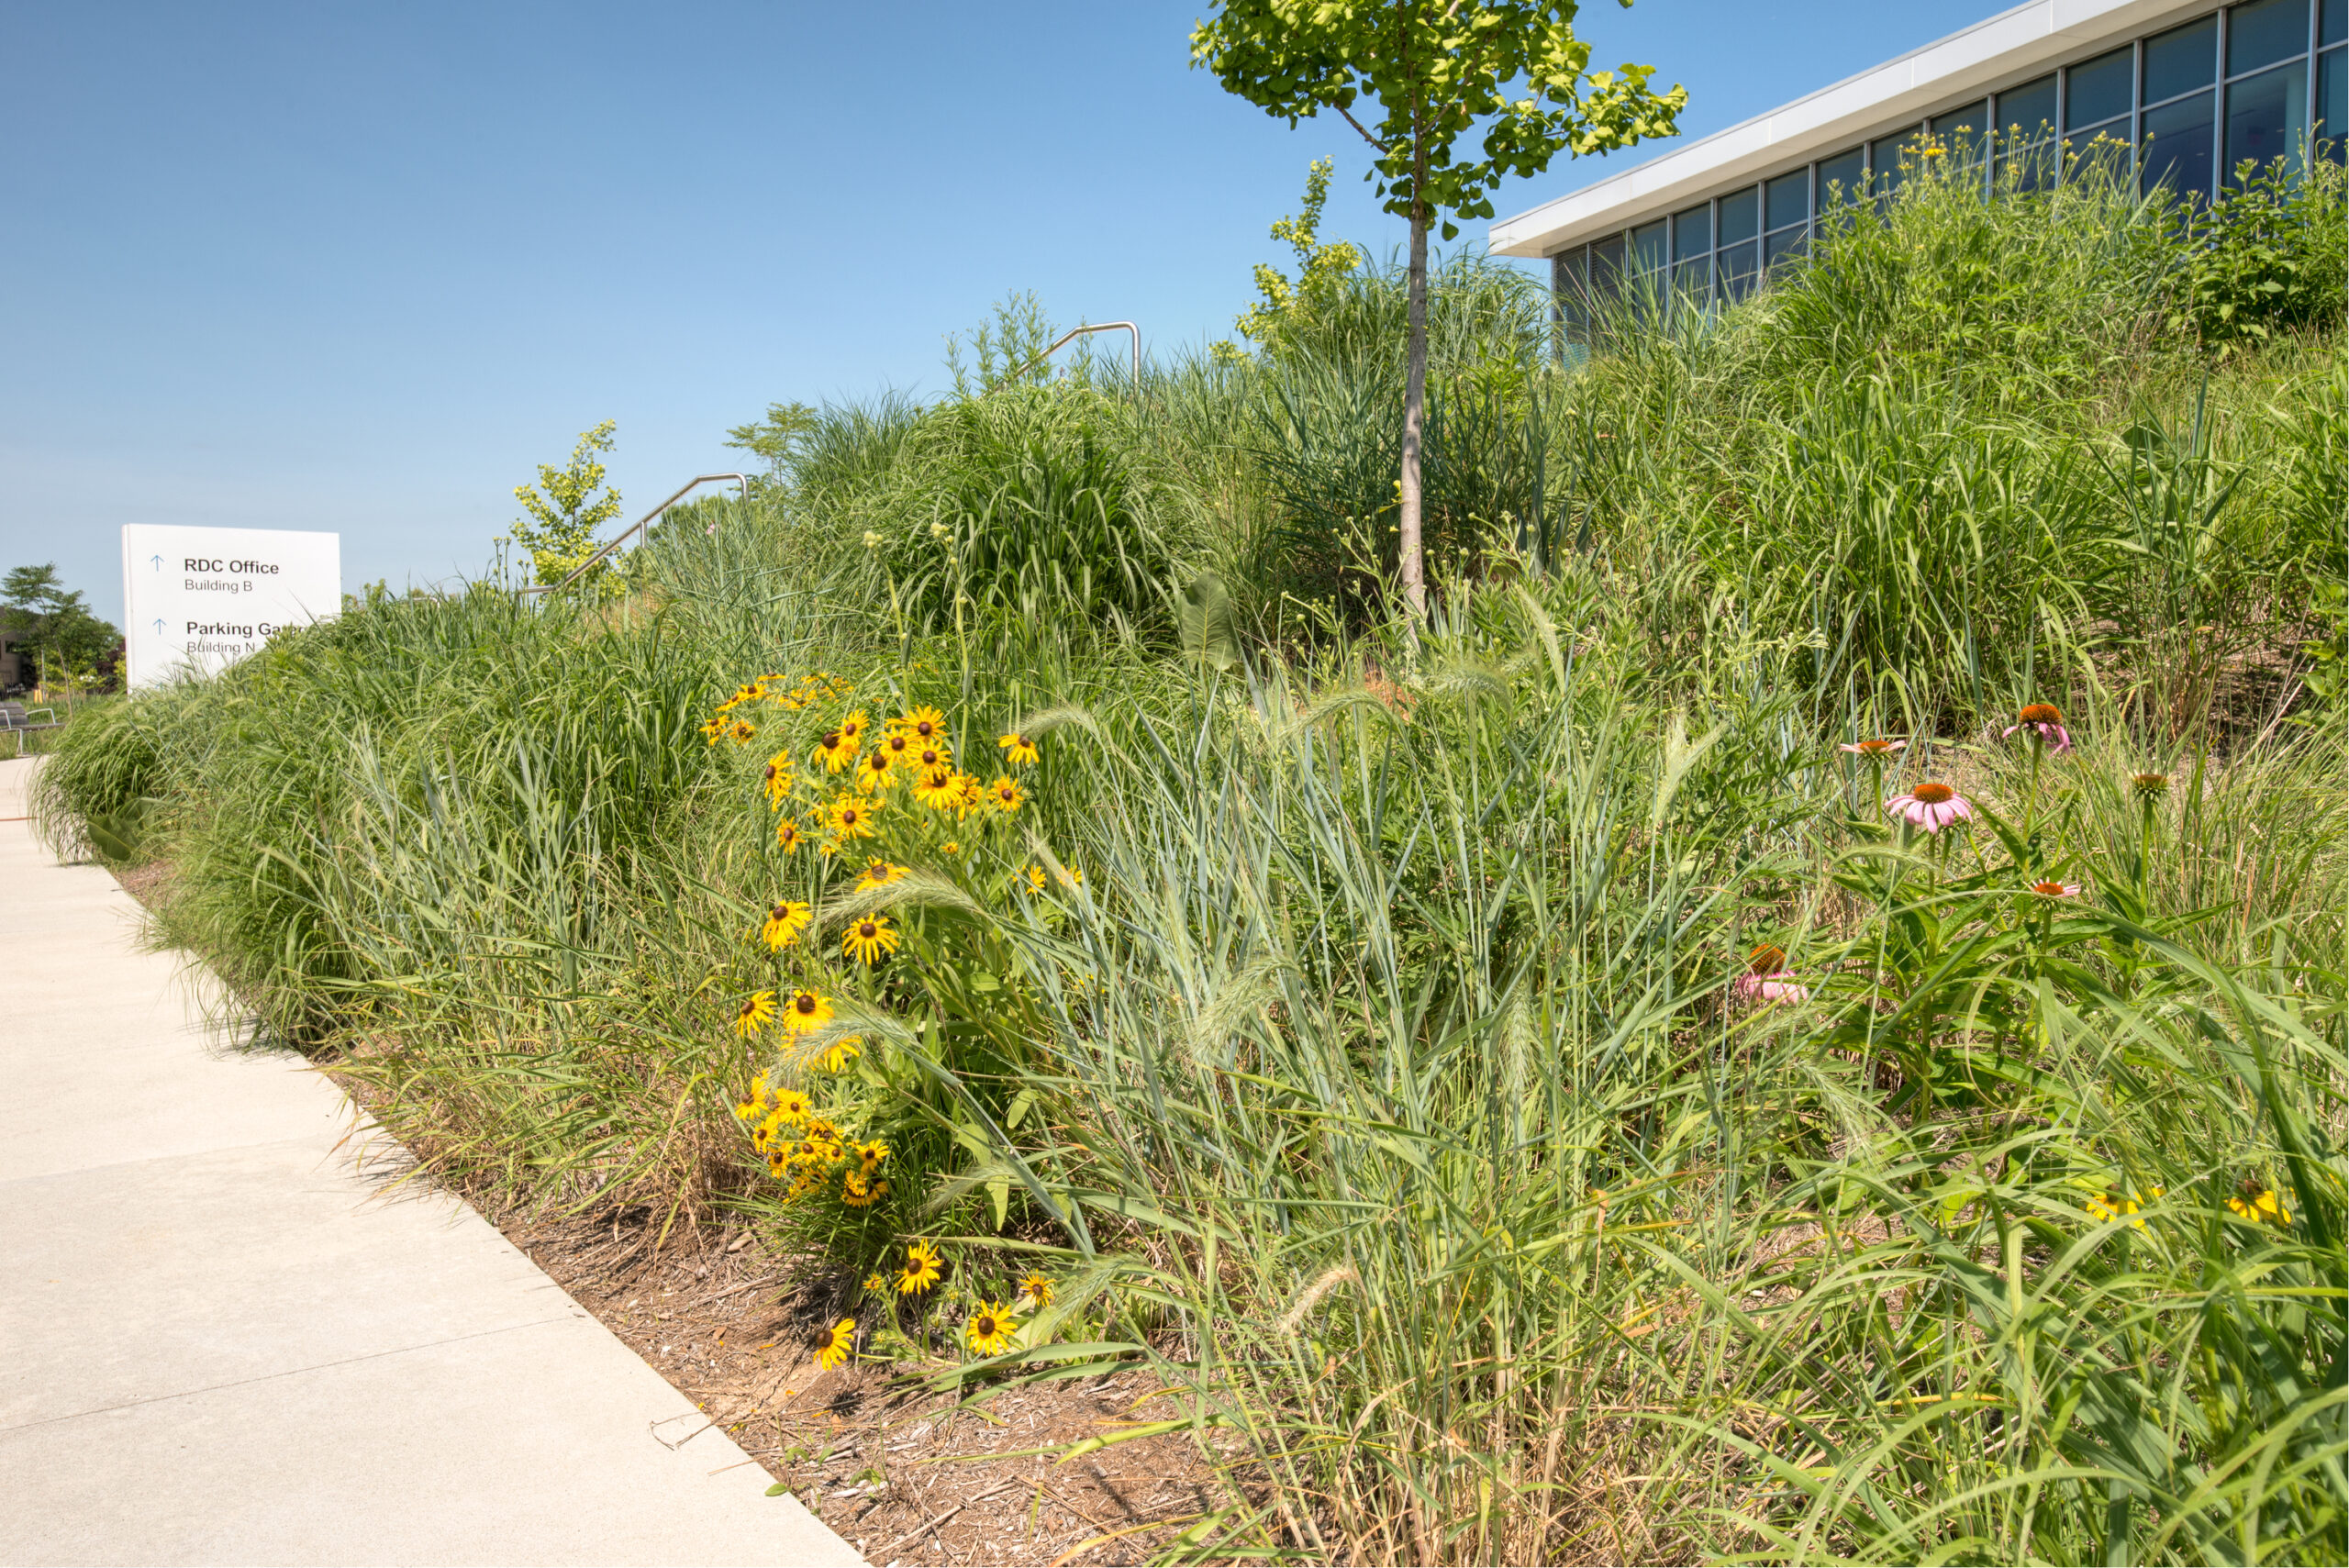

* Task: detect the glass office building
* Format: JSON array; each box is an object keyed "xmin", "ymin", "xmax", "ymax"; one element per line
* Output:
[{"xmin": 1490, "ymin": 0, "xmax": 2344, "ymax": 336}]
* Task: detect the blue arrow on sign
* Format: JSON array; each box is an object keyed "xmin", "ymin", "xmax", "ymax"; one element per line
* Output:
[
  {"xmin": 150, "ymin": 554, "xmax": 163, "ymax": 570},
  {"xmin": 152, "ymin": 617, "xmax": 165, "ymax": 634}
]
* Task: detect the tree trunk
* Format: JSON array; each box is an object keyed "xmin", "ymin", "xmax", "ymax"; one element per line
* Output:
[{"xmin": 1399, "ymin": 200, "xmax": 1429, "ymax": 621}]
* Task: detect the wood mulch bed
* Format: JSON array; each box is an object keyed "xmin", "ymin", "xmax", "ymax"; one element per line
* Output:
[{"xmin": 495, "ymin": 1206, "xmax": 1224, "ymax": 1567}]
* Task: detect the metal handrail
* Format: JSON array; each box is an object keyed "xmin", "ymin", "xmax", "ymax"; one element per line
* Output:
[
  {"xmin": 518, "ymin": 473, "xmax": 749, "ymax": 597},
  {"xmin": 1005, "ymin": 321, "xmax": 1141, "ymax": 393}
]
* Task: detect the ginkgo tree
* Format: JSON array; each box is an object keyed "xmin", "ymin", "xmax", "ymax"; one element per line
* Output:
[
  {"xmin": 1192, "ymin": 1, "xmax": 1686, "ymax": 617},
  {"xmin": 508, "ymin": 419, "xmax": 625, "ymax": 593}
]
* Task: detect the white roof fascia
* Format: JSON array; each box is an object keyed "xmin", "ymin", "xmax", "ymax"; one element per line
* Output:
[{"xmin": 1491, "ymin": 0, "xmax": 2213, "ymax": 257}]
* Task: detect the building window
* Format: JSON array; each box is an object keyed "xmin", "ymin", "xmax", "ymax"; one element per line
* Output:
[
  {"xmin": 1629, "ymin": 219, "xmax": 1666, "ymax": 292},
  {"xmin": 1871, "ymin": 127, "xmax": 1922, "ymax": 203},
  {"xmin": 1816, "ymin": 146, "xmax": 1867, "ymax": 218},
  {"xmin": 2227, "ymin": 58, "xmax": 2311, "ymax": 177},
  {"xmin": 1996, "ymin": 73, "xmax": 2059, "ymax": 189},
  {"xmin": 1591, "ymin": 233, "xmax": 1627, "ymax": 296},
  {"xmin": 1931, "ymin": 99, "xmax": 1992, "ymax": 187},
  {"xmin": 2321, "ymin": 0, "xmax": 2346, "ymax": 160},
  {"xmin": 2229, "ymin": 0, "xmax": 2310, "ymax": 73},
  {"xmin": 2064, "ymin": 42, "xmax": 2136, "ymax": 168},
  {"xmin": 1764, "ymin": 170, "xmax": 1809, "ymax": 272},
  {"xmin": 1717, "ymin": 186, "xmax": 1761, "ymax": 300},
  {"xmin": 1553, "ymin": 249, "xmax": 1588, "ymax": 353},
  {"xmin": 2144, "ymin": 16, "xmax": 2220, "ymax": 106},
  {"xmin": 2321, "ymin": 45, "xmax": 2346, "ymax": 159},
  {"xmin": 1671, "ymin": 201, "xmax": 1712, "ymax": 302},
  {"xmin": 2144, "ymin": 89, "xmax": 2219, "ymax": 195}
]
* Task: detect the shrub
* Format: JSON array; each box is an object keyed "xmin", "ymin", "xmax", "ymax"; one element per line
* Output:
[{"xmin": 2164, "ymin": 153, "xmax": 2348, "ymax": 358}]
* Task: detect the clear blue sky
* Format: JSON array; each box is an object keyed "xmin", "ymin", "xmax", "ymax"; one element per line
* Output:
[{"xmin": 3, "ymin": 1, "xmax": 1988, "ymax": 627}]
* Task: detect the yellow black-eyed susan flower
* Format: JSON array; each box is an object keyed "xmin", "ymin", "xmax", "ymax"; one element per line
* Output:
[
  {"xmin": 2085, "ymin": 1188, "xmax": 2159, "ymax": 1232},
  {"xmin": 879, "ymin": 731, "xmax": 915, "ymax": 765},
  {"xmin": 818, "ymin": 1034, "xmax": 863, "ymax": 1073},
  {"xmin": 853, "ymin": 859, "xmax": 907, "ymax": 893},
  {"xmin": 762, "ymin": 751, "xmax": 795, "ymax": 807},
  {"xmin": 843, "ymin": 915, "xmax": 900, "ymax": 966},
  {"xmin": 760, "ymin": 899, "xmax": 812, "ymax": 951},
  {"xmin": 2226, "ymin": 1178, "xmax": 2289, "ymax": 1226},
  {"xmin": 997, "ymin": 731, "xmax": 1039, "ymax": 766},
  {"xmin": 765, "ymin": 1086, "xmax": 813, "ymax": 1126},
  {"xmin": 914, "ymin": 743, "xmax": 952, "ymax": 774},
  {"xmin": 851, "ymin": 1139, "xmax": 887, "ymax": 1176},
  {"xmin": 734, "ymin": 990, "xmax": 778, "ymax": 1039},
  {"xmin": 896, "ymin": 1240, "xmax": 944, "ymax": 1295},
  {"xmin": 987, "ymin": 775, "xmax": 1025, "ymax": 814},
  {"xmin": 776, "ymin": 817, "xmax": 807, "ymax": 851},
  {"xmin": 896, "ymin": 706, "xmax": 948, "ymax": 744},
  {"xmin": 965, "ymin": 1301, "xmax": 1017, "ymax": 1356},
  {"xmin": 1023, "ymin": 864, "xmax": 1047, "ymax": 894},
  {"xmin": 841, "ymin": 1169, "xmax": 887, "ymax": 1207},
  {"xmin": 1017, "ymin": 1273, "xmax": 1055, "ymax": 1307},
  {"xmin": 911, "ymin": 767, "xmax": 960, "ymax": 810},
  {"xmin": 837, "ymin": 711, "xmax": 868, "ymax": 749},
  {"xmin": 952, "ymin": 773, "xmax": 987, "ymax": 821},
  {"xmin": 780, "ymin": 989, "xmax": 833, "ymax": 1035},
  {"xmin": 727, "ymin": 718, "xmax": 757, "ymax": 745},
  {"xmin": 812, "ymin": 1317, "xmax": 856, "ymax": 1371},
  {"xmin": 827, "ymin": 794, "xmax": 880, "ymax": 842},
  {"xmin": 862, "ymin": 1273, "xmax": 889, "ymax": 1294},
  {"xmin": 812, "ymin": 728, "xmax": 855, "ymax": 773},
  {"xmin": 699, "ymin": 714, "xmax": 729, "ymax": 744},
  {"xmin": 854, "ymin": 749, "xmax": 896, "ymax": 794}
]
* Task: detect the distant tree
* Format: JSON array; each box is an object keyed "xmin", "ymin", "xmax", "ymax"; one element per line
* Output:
[
  {"xmin": 3, "ymin": 562, "xmax": 120, "ymax": 689},
  {"xmin": 725, "ymin": 401, "xmax": 822, "ymax": 496},
  {"xmin": 1216, "ymin": 156, "xmax": 1364, "ymax": 363},
  {"xmin": 1192, "ymin": 1, "xmax": 1686, "ymax": 617},
  {"xmin": 508, "ymin": 420, "xmax": 625, "ymax": 591}
]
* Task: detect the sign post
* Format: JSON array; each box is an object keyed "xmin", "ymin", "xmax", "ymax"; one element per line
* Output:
[{"xmin": 120, "ymin": 526, "xmax": 341, "ymax": 689}]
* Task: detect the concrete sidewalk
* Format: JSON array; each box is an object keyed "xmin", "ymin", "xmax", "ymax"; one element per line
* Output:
[{"xmin": 0, "ymin": 756, "xmax": 861, "ymax": 1567}]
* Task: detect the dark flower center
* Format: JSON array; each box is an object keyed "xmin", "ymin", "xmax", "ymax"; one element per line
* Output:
[
  {"xmin": 795, "ymin": 995, "xmax": 816, "ymax": 1015},
  {"xmin": 821, "ymin": 731, "xmax": 841, "ymax": 748},
  {"xmin": 1913, "ymin": 782, "xmax": 1954, "ymax": 804},
  {"xmin": 2020, "ymin": 703, "xmax": 2062, "ymax": 724},
  {"xmin": 1748, "ymin": 944, "xmax": 1787, "ymax": 973},
  {"xmin": 859, "ymin": 922, "xmax": 877, "ymax": 938}
]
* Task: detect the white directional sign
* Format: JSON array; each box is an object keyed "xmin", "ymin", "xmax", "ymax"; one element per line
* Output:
[{"xmin": 121, "ymin": 525, "xmax": 341, "ymax": 689}]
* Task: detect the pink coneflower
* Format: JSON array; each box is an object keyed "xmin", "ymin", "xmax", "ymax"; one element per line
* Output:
[
  {"xmin": 1837, "ymin": 738, "xmax": 1907, "ymax": 757},
  {"xmin": 1886, "ymin": 781, "xmax": 1973, "ymax": 832},
  {"xmin": 1732, "ymin": 945, "xmax": 1810, "ymax": 1005},
  {"xmin": 2003, "ymin": 703, "xmax": 2073, "ymax": 752},
  {"xmin": 2029, "ymin": 879, "xmax": 2081, "ymax": 898}
]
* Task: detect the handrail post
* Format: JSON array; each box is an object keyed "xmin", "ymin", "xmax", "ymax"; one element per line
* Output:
[
  {"xmin": 1004, "ymin": 321, "xmax": 1141, "ymax": 395},
  {"xmin": 518, "ymin": 473, "xmax": 749, "ymax": 598}
]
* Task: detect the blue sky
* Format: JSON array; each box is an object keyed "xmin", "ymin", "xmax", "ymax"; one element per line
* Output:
[{"xmin": 3, "ymin": 1, "xmax": 1988, "ymax": 626}]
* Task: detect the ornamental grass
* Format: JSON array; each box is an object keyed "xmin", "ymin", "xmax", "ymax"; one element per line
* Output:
[{"xmin": 30, "ymin": 151, "xmax": 2344, "ymax": 1563}]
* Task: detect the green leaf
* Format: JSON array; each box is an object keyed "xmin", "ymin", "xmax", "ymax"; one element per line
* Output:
[{"xmin": 1177, "ymin": 572, "xmax": 1240, "ymax": 672}]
